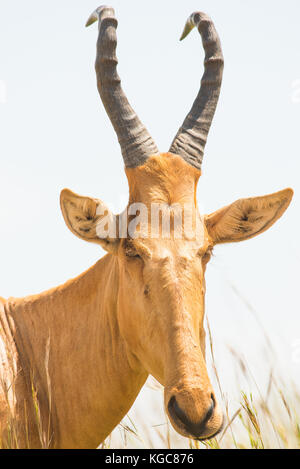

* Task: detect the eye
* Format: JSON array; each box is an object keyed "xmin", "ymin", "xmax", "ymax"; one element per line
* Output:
[
  {"xmin": 124, "ymin": 242, "xmax": 142, "ymax": 259},
  {"xmin": 126, "ymin": 251, "xmax": 141, "ymax": 259},
  {"xmin": 202, "ymin": 251, "xmax": 212, "ymax": 263},
  {"xmin": 198, "ymin": 247, "xmax": 213, "ymax": 263}
]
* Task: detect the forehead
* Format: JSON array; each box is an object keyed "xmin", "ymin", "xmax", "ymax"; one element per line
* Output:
[
  {"xmin": 122, "ymin": 153, "xmax": 209, "ymax": 254},
  {"xmin": 123, "ymin": 153, "xmax": 206, "ymax": 240},
  {"xmin": 125, "ymin": 153, "xmax": 200, "ymax": 207}
]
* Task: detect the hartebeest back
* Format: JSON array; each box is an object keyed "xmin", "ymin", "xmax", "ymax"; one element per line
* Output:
[{"xmin": 0, "ymin": 6, "xmax": 293, "ymax": 448}]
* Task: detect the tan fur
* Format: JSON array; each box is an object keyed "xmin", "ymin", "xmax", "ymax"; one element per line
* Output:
[
  {"xmin": 126, "ymin": 153, "xmax": 201, "ymax": 207},
  {"xmin": 0, "ymin": 153, "xmax": 293, "ymax": 448}
]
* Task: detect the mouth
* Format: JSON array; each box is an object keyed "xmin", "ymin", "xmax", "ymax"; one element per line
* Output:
[
  {"xmin": 193, "ymin": 419, "xmax": 225, "ymax": 441},
  {"xmin": 167, "ymin": 394, "xmax": 224, "ymax": 440}
]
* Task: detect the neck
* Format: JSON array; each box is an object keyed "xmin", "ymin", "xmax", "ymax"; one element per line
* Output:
[{"xmin": 4, "ymin": 255, "xmax": 147, "ymax": 448}]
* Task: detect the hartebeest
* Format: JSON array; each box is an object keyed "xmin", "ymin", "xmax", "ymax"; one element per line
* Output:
[{"xmin": 0, "ymin": 6, "xmax": 293, "ymax": 449}]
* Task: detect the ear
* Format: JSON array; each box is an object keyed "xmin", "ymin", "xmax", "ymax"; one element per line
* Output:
[
  {"xmin": 205, "ymin": 188, "xmax": 293, "ymax": 244},
  {"xmin": 60, "ymin": 189, "xmax": 119, "ymax": 254}
]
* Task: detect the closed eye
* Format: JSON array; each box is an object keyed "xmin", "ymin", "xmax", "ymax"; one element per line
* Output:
[
  {"xmin": 124, "ymin": 241, "xmax": 142, "ymax": 259},
  {"xmin": 124, "ymin": 239, "xmax": 151, "ymax": 260},
  {"xmin": 198, "ymin": 246, "xmax": 214, "ymax": 263},
  {"xmin": 126, "ymin": 251, "xmax": 141, "ymax": 259},
  {"xmin": 202, "ymin": 251, "xmax": 212, "ymax": 263}
]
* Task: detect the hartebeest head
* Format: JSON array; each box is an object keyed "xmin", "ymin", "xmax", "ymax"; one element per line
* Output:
[{"xmin": 60, "ymin": 6, "xmax": 293, "ymax": 440}]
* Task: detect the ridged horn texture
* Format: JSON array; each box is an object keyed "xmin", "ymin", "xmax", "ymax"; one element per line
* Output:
[
  {"xmin": 169, "ymin": 12, "xmax": 224, "ymax": 171},
  {"xmin": 86, "ymin": 6, "xmax": 159, "ymax": 168}
]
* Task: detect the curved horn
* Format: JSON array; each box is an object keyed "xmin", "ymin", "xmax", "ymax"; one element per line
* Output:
[
  {"xmin": 169, "ymin": 12, "xmax": 224, "ymax": 171},
  {"xmin": 86, "ymin": 6, "xmax": 159, "ymax": 168}
]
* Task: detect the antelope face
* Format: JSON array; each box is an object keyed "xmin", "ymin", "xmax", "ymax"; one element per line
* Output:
[
  {"xmin": 117, "ymin": 156, "xmax": 223, "ymax": 440},
  {"xmin": 60, "ymin": 6, "xmax": 293, "ymax": 441},
  {"xmin": 116, "ymin": 225, "xmax": 223, "ymax": 440}
]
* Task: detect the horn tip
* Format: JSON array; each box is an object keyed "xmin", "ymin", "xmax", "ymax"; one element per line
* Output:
[
  {"xmin": 85, "ymin": 14, "xmax": 98, "ymax": 27},
  {"xmin": 179, "ymin": 18, "xmax": 195, "ymax": 41},
  {"xmin": 85, "ymin": 5, "xmax": 112, "ymax": 27}
]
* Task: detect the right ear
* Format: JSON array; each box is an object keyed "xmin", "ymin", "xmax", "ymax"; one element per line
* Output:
[{"xmin": 60, "ymin": 189, "xmax": 120, "ymax": 254}]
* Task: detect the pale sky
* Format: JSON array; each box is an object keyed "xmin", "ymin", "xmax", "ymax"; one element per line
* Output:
[{"xmin": 0, "ymin": 0, "xmax": 300, "ymax": 447}]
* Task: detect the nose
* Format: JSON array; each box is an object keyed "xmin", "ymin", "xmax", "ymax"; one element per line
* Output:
[{"xmin": 167, "ymin": 392, "xmax": 223, "ymax": 440}]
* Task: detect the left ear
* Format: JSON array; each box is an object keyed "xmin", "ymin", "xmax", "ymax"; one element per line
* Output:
[
  {"xmin": 205, "ymin": 188, "xmax": 293, "ymax": 244},
  {"xmin": 60, "ymin": 188, "xmax": 120, "ymax": 254}
]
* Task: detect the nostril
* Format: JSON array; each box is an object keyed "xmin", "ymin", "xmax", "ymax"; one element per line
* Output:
[
  {"xmin": 168, "ymin": 394, "xmax": 216, "ymax": 438},
  {"xmin": 205, "ymin": 393, "xmax": 215, "ymax": 421},
  {"xmin": 168, "ymin": 396, "xmax": 188, "ymax": 427}
]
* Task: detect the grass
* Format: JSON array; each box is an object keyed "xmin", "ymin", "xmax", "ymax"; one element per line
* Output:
[
  {"xmin": 1, "ymin": 355, "xmax": 299, "ymax": 450},
  {"xmin": 102, "ymin": 313, "xmax": 300, "ymax": 450},
  {"xmin": 0, "ymin": 335, "xmax": 53, "ymax": 449},
  {"xmin": 2, "ymin": 328, "xmax": 298, "ymax": 449},
  {"xmin": 104, "ymin": 356, "xmax": 300, "ymax": 449}
]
